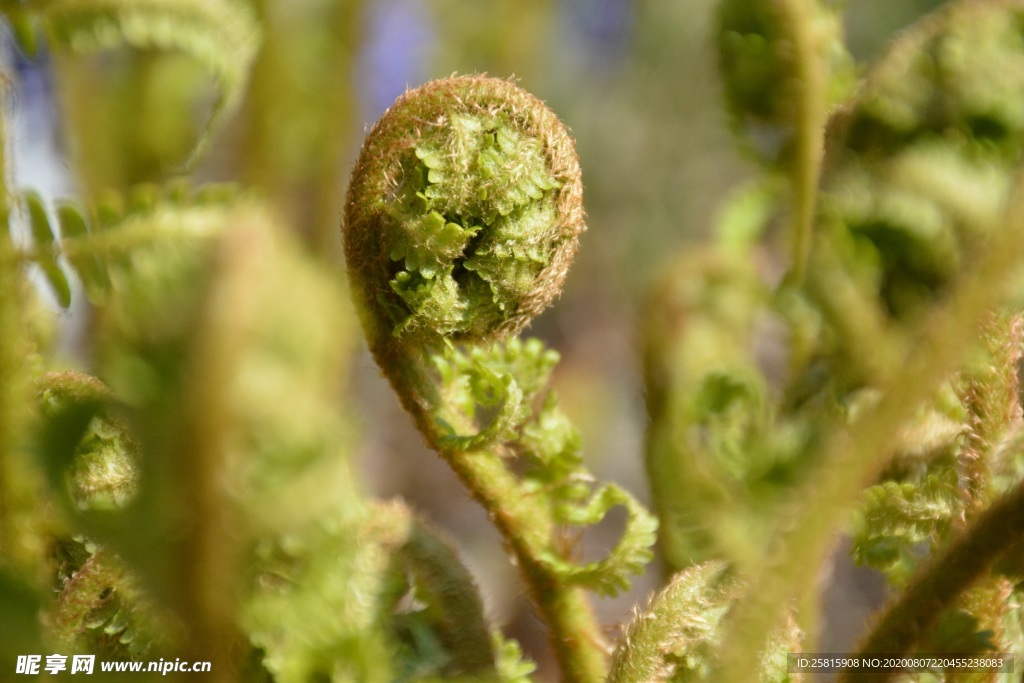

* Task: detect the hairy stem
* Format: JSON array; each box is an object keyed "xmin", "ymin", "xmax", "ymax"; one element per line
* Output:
[
  {"xmin": 443, "ymin": 448, "xmax": 608, "ymax": 682},
  {"xmin": 778, "ymin": 0, "xmax": 827, "ymax": 286},
  {"xmin": 838, "ymin": 476, "xmax": 1024, "ymax": 683},
  {"xmin": 382, "ymin": 346, "xmax": 608, "ymax": 683}
]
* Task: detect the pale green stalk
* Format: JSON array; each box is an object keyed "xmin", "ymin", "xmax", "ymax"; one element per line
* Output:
[{"xmin": 777, "ymin": 0, "xmax": 828, "ymax": 287}]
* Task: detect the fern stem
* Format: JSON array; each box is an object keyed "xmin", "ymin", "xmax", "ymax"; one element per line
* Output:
[
  {"xmin": 838, "ymin": 476, "xmax": 1024, "ymax": 683},
  {"xmin": 240, "ymin": 0, "xmax": 362, "ymax": 263},
  {"xmin": 778, "ymin": 0, "xmax": 827, "ymax": 287},
  {"xmin": 715, "ymin": 176, "xmax": 1024, "ymax": 682},
  {"xmin": 442, "ymin": 446, "xmax": 609, "ymax": 682},
  {"xmin": 387, "ymin": 352, "xmax": 608, "ymax": 682},
  {"xmin": 174, "ymin": 225, "xmax": 262, "ymax": 680},
  {"xmin": 374, "ymin": 345, "xmax": 608, "ymax": 680}
]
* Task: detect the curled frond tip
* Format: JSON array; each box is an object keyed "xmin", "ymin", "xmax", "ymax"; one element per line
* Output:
[{"xmin": 343, "ymin": 75, "xmax": 584, "ymax": 348}]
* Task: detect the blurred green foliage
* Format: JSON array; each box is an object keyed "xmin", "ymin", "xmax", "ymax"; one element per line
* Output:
[{"xmin": 4, "ymin": 1, "xmax": 1024, "ymax": 682}]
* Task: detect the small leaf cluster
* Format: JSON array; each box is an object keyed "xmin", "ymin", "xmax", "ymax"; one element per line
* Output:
[
  {"xmin": 430, "ymin": 338, "xmax": 656, "ymax": 598},
  {"xmin": 849, "ymin": 313, "xmax": 1024, "ymax": 664},
  {"xmin": 50, "ymin": 539, "xmax": 169, "ymax": 661}
]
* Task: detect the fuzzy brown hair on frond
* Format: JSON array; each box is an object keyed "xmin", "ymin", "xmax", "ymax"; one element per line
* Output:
[{"xmin": 343, "ymin": 74, "xmax": 584, "ymax": 353}]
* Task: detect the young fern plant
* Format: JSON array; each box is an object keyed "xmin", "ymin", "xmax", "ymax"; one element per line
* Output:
[{"xmin": 343, "ymin": 75, "xmax": 657, "ymax": 683}]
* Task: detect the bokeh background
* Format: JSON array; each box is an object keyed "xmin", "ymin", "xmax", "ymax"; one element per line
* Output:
[{"xmin": 8, "ymin": 0, "xmax": 951, "ymax": 677}]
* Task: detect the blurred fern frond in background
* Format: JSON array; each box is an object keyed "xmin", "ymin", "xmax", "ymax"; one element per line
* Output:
[{"xmin": 4, "ymin": 1, "xmax": 1024, "ymax": 682}]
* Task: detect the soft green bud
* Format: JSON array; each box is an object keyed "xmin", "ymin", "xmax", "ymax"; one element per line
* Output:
[
  {"xmin": 38, "ymin": 371, "xmax": 139, "ymax": 511},
  {"xmin": 343, "ymin": 75, "xmax": 584, "ymax": 347}
]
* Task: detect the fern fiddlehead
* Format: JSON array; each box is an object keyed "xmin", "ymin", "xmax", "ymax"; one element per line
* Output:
[
  {"xmin": 344, "ymin": 74, "xmax": 583, "ymax": 353},
  {"xmin": 344, "ymin": 75, "xmax": 655, "ymax": 682}
]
